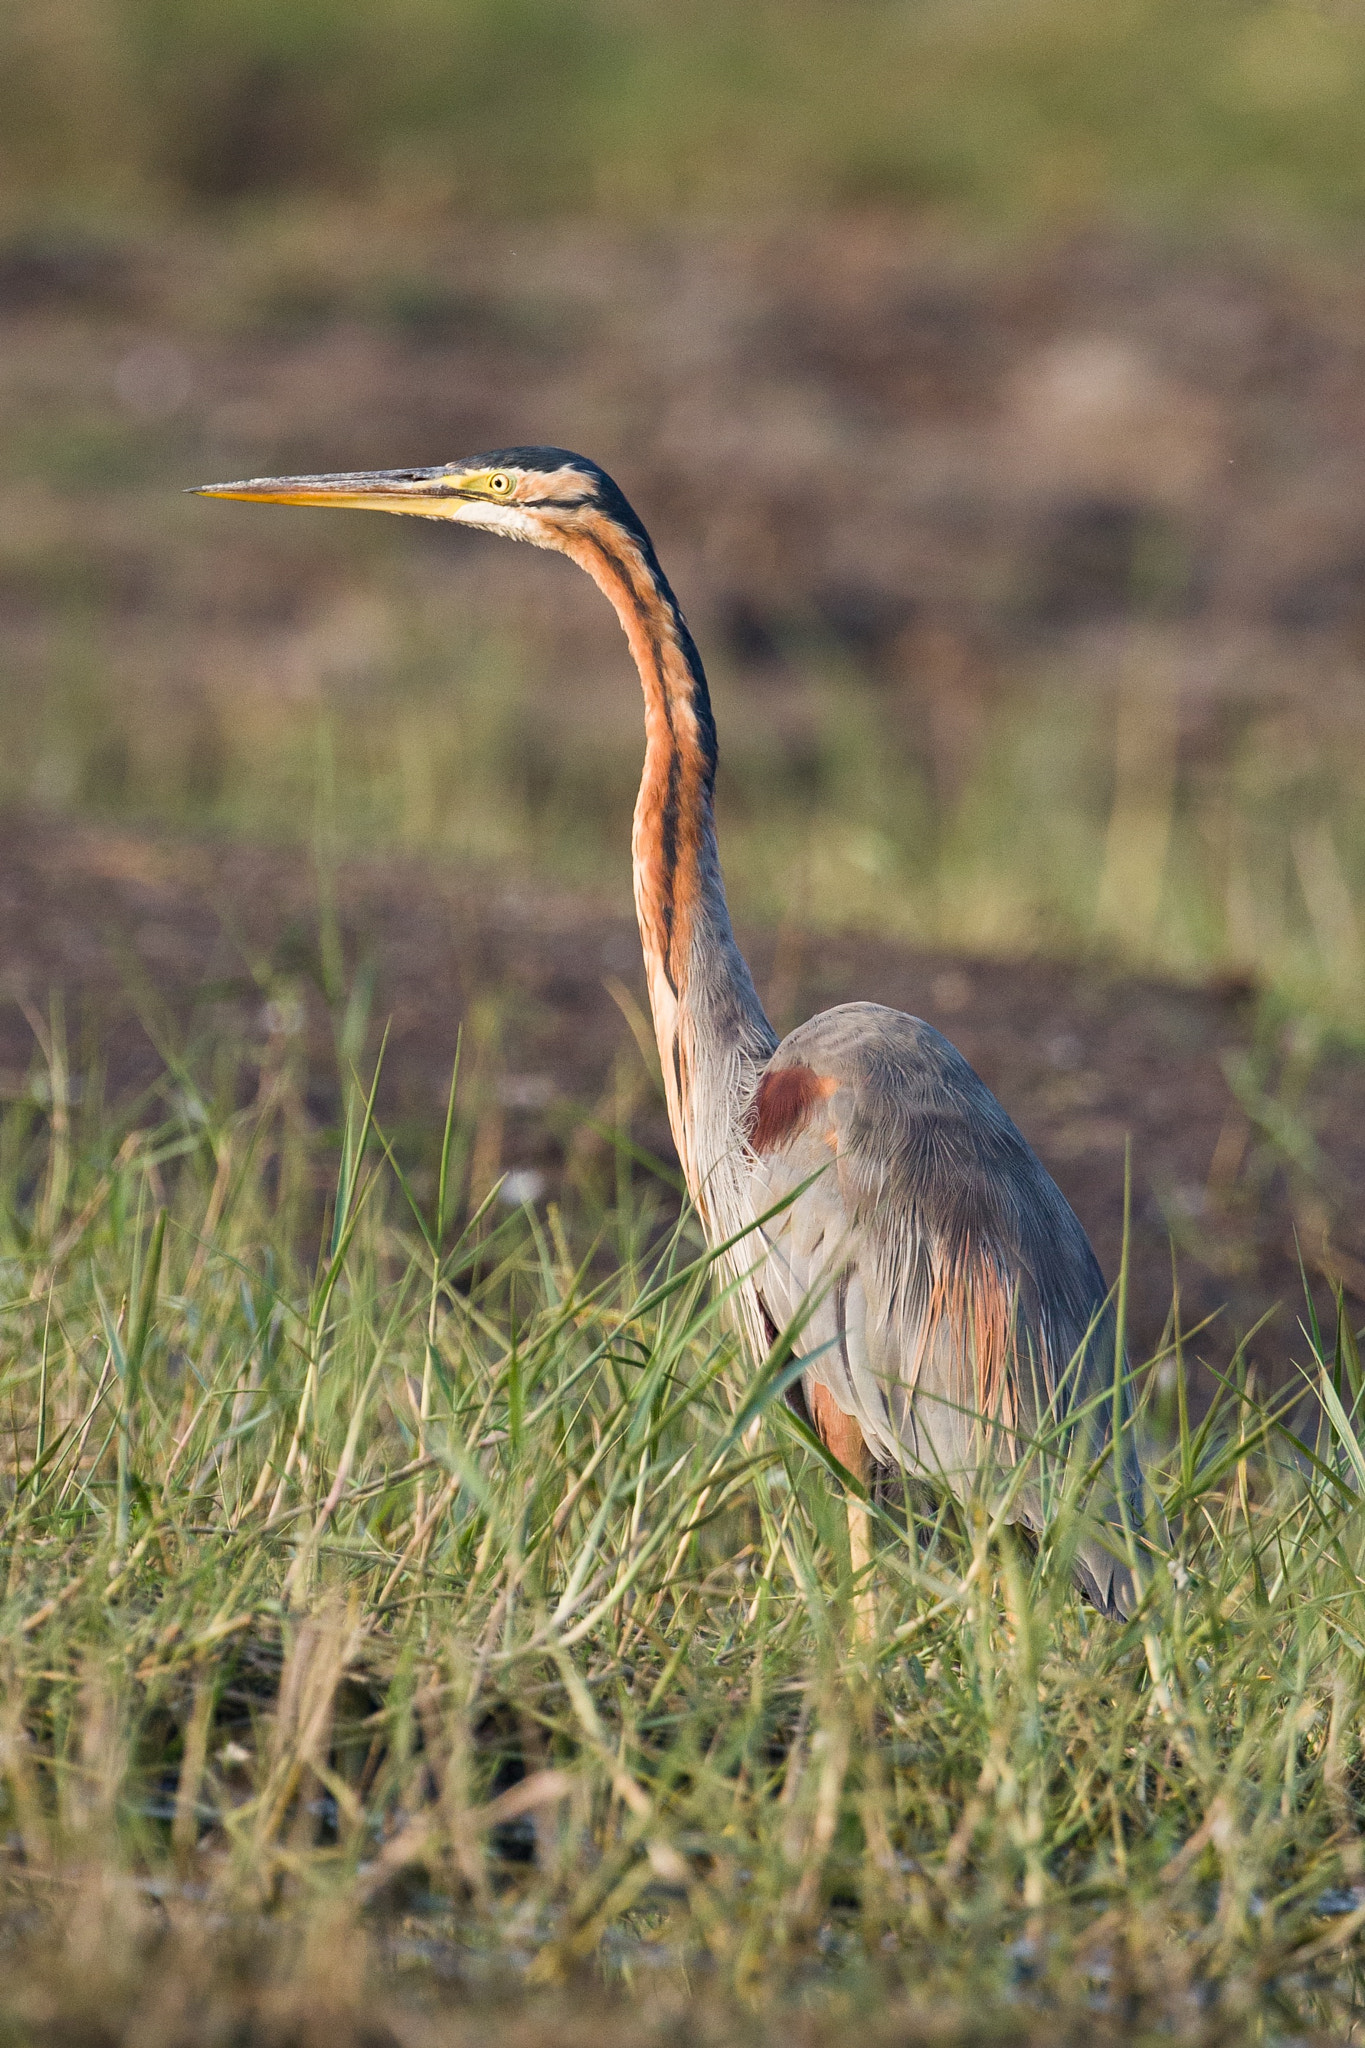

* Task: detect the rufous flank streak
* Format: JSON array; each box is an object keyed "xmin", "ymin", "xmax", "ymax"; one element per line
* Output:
[
  {"xmin": 808, "ymin": 1380, "xmax": 869, "ymax": 1482},
  {"xmin": 925, "ymin": 1243, "xmax": 1020, "ymax": 1435},
  {"xmin": 809, "ymin": 1379, "xmax": 874, "ymax": 1633}
]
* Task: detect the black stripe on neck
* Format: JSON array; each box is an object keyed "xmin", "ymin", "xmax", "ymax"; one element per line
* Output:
[
  {"xmin": 671, "ymin": 612, "xmax": 719, "ymax": 798},
  {"xmin": 659, "ymin": 745, "xmax": 680, "ymax": 992},
  {"xmin": 590, "ymin": 515, "xmax": 720, "ymax": 799}
]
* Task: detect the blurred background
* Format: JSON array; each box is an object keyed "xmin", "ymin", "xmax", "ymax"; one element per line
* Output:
[{"xmin": 5, "ymin": 0, "xmax": 1365, "ymax": 1359}]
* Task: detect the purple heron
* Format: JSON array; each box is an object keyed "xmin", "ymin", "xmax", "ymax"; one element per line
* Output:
[{"xmin": 195, "ymin": 449, "xmax": 1148, "ymax": 1616}]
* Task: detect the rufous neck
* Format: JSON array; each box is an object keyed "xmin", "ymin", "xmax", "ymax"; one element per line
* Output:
[{"xmin": 561, "ymin": 517, "xmax": 774, "ymax": 1192}]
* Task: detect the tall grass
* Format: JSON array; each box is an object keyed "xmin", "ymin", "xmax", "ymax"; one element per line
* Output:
[{"xmin": 2, "ymin": 998, "xmax": 1365, "ymax": 2040}]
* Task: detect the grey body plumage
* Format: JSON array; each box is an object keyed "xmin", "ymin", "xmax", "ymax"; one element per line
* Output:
[{"xmin": 745, "ymin": 1005, "xmax": 1142, "ymax": 1615}]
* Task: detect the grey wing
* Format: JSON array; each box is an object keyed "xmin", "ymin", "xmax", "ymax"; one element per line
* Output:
[{"xmin": 744, "ymin": 1002, "xmax": 1143, "ymax": 1614}]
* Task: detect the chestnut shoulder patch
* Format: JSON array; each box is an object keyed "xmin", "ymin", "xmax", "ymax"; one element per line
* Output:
[{"xmin": 747, "ymin": 1064, "xmax": 837, "ymax": 1154}]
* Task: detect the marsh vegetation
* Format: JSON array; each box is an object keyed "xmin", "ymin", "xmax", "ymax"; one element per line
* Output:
[
  {"xmin": 7, "ymin": 2, "xmax": 1365, "ymax": 2037},
  {"xmin": 2, "ymin": 1005, "xmax": 1365, "ymax": 2043}
]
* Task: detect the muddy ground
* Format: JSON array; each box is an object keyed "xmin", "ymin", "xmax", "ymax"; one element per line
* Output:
[{"xmin": 2, "ymin": 808, "xmax": 1361, "ymax": 1388}]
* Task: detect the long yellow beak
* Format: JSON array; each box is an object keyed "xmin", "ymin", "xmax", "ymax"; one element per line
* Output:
[{"xmin": 190, "ymin": 467, "xmax": 463, "ymax": 515}]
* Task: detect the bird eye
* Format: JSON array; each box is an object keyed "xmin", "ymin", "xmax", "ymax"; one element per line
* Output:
[{"xmin": 487, "ymin": 472, "xmax": 513, "ymax": 495}]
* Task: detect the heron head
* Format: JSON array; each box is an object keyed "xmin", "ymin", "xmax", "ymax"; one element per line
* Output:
[{"xmin": 192, "ymin": 446, "xmax": 649, "ymax": 556}]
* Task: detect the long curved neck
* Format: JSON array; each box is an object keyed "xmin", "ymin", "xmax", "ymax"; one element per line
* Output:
[{"xmin": 562, "ymin": 514, "xmax": 776, "ymax": 1217}]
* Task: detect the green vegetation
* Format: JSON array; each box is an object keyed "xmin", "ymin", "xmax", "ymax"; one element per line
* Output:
[
  {"xmin": 7, "ymin": 4, "xmax": 1365, "ymax": 2037},
  {"xmin": 5, "ymin": 0, "xmax": 1365, "ymax": 233},
  {"xmin": 1, "ymin": 998, "xmax": 1365, "ymax": 2040}
]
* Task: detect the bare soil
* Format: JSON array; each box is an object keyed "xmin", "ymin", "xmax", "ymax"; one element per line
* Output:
[{"xmin": 3, "ymin": 810, "xmax": 1362, "ymax": 1386}]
